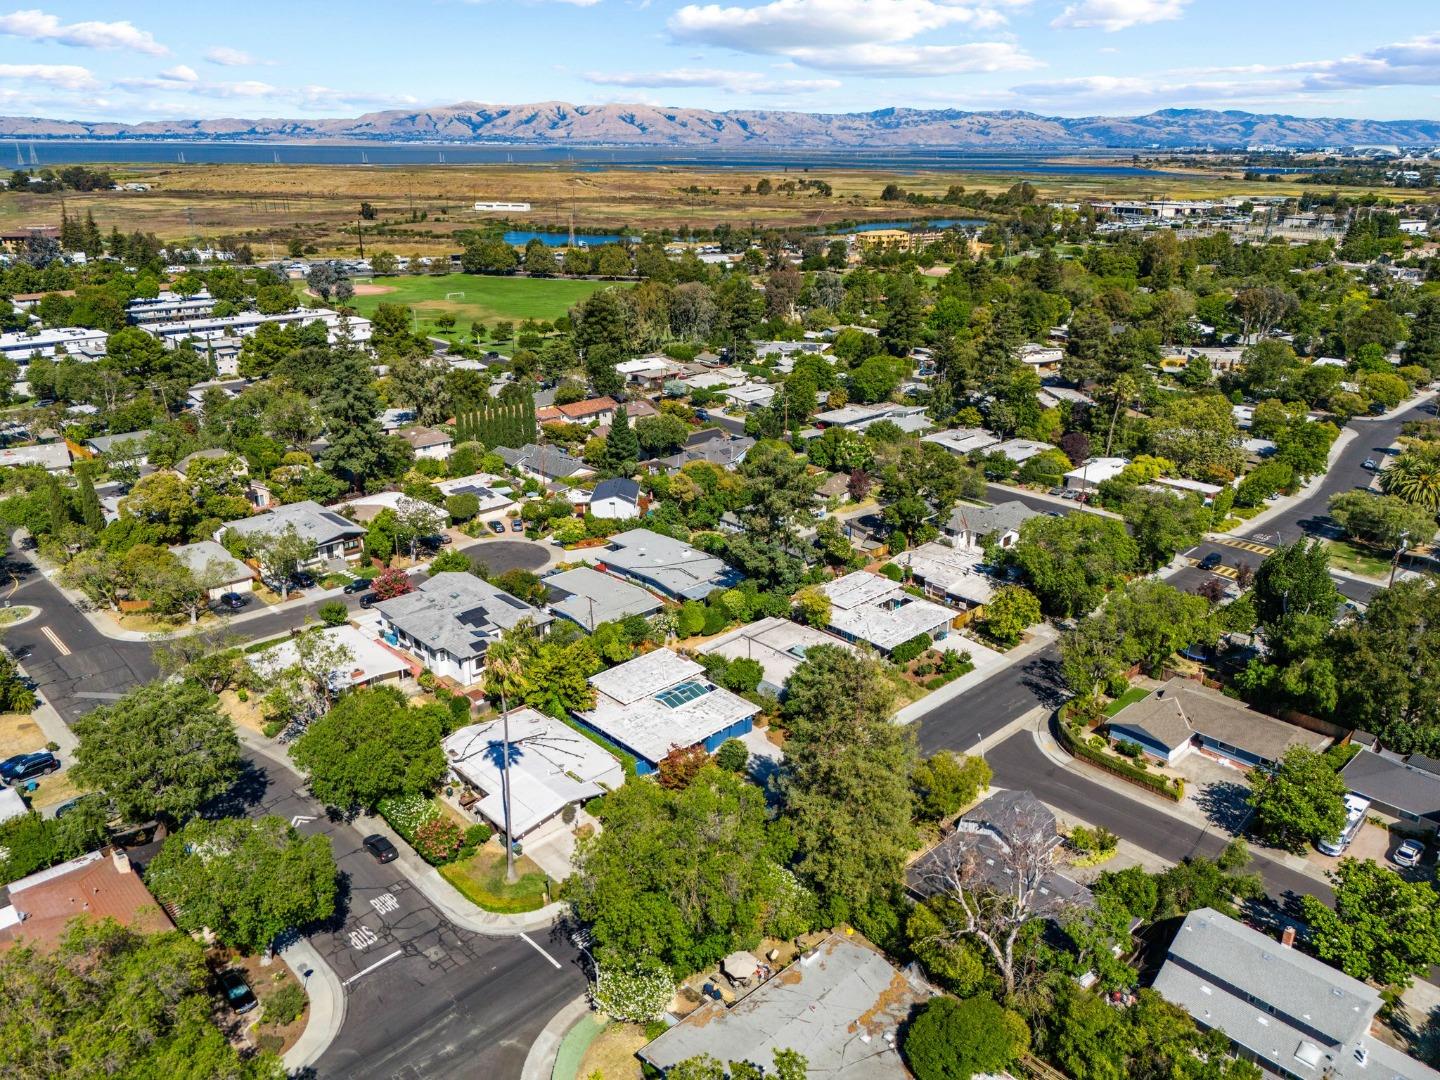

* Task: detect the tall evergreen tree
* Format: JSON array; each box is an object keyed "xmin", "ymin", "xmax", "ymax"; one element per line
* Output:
[
  {"xmin": 77, "ymin": 469, "xmax": 104, "ymax": 533},
  {"xmin": 320, "ymin": 346, "xmax": 387, "ymax": 491},
  {"xmin": 44, "ymin": 475, "xmax": 70, "ymax": 537},
  {"xmin": 601, "ymin": 405, "xmax": 638, "ymax": 476}
]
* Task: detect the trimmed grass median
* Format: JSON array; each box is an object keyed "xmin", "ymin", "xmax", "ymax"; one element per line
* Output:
[{"xmin": 439, "ymin": 841, "xmax": 550, "ymax": 914}]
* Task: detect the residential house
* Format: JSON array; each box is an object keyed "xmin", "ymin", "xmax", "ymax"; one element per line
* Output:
[
  {"xmin": 335, "ymin": 491, "xmax": 449, "ymax": 530},
  {"xmin": 174, "ymin": 447, "xmax": 246, "ymax": 478},
  {"xmin": 719, "ymin": 383, "xmax": 777, "ymax": 411},
  {"xmin": 1037, "ymin": 383, "xmax": 1096, "ymax": 410},
  {"xmin": 124, "ymin": 290, "xmax": 215, "ymax": 326},
  {"xmin": 0, "ymin": 849, "xmax": 172, "ymax": 952},
  {"xmin": 248, "ymin": 623, "xmax": 409, "ymax": 692},
  {"xmin": 146, "ymin": 308, "xmax": 372, "ymax": 350},
  {"xmin": 922, "ymin": 427, "xmax": 1000, "ymax": 457},
  {"xmin": 639, "ymin": 933, "xmax": 932, "ymax": 1080},
  {"xmin": 1150, "ymin": 476, "xmax": 1226, "ymax": 504},
  {"xmin": 573, "ymin": 648, "xmax": 757, "ymax": 775},
  {"xmin": 375, "ymin": 572, "xmax": 551, "ymax": 686},
  {"xmin": 378, "ymin": 407, "xmax": 417, "ymax": 432},
  {"xmin": 1016, "ymin": 342, "xmax": 1064, "ymax": 374},
  {"xmin": 84, "ymin": 429, "xmax": 151, "ymax": 464},
  {"xmin": 216, "ymin": 500, "xmax": 365, "ymax": 569},
  {"xmin": 534, "ymin": 396, "xmax": 619, "ymax": 427},
  {"xmin": 170, "ymin": 540, "xmax": 255, "ymax": 598},
  {"xmin": 544, "ymin": 566, "xmax": 663, "ymax": 630},
  {"xmin": 444, "ymin": 707, "xmax": 624, "ymax": 839},
  {"xmin": 588, "ymin": 477, "xmax": 641, "ymax": 520},
  {"xmin": 943, "ymin": 500, "xmax": 1039, "ymax": 551},
  {"xmin": 1106, "ymin": 677, "xmax": 1330, "ymax": 769},
  {"xmin": 0, "ymin": 442, "xmax": 72, "ymax": 472},
  {"xmin": 1064, "ymin": 456, "xmax": 1129, "ymax": 492},
  {"xmin": 1340, "ymin": 743, "xmax": 1440, "ymax": 832},
  {"xmin": 495, "ymin": 443, "xmax": 591, "ymax": 484},
  {"xmin": 434, "ymin": 473, "xmax": 515, "ymax": 518},
  {"xmin": 615, "ymin": 356, "xmax": 678, "ymax": 389},
  {"xmin": 819, "ymin": 570, "xmax": 957, "ymax": 655},
  {"xmin": 812, "ymin": 402, "xmax": 930, "ymax": 434},
  {"xmin": 0, "ymin": 326, "xmax": 108, "ymax": 363},
  {"xmin": 991, "ymin": 438, "xmax": 1057, "ymax": 464},
  {"xmin": 591, "ymin": 528, "xmax": 742, "ymax": 601},
  {"xmin": 700, "ymin": 616, "xmax": 855, "ymax": 696},
  {"xmin": 642, "ymin": 429, "xmax": 754, "ymax": 474},
  {"xmin": 892, "ymin": 542, "xmax": 997, "ymax": 610},
  {"xmin": 397, "ymin": 426, "xmax": 454, "ymax": 461},
  {"xmin": 1153, "ymin": 907, "xmax": 1440, "ymax": 1080},
  {"xmin": 907, "ymin": 789, "xmax": 1091, "ymax": 906}
]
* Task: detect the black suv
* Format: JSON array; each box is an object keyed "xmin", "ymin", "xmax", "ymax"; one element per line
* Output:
[
  {"xmin": 0, "ymin": 751, "xmax": 59, "ymax": 784},
  {"xmin": 363, "ymin": 834, "xmax": 398, "ymax": 863}
]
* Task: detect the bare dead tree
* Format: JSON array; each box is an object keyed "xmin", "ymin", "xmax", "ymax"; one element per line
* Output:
[{"xmin": 914, "ymin": 806, "xmax": 1082, "ymax": 999}]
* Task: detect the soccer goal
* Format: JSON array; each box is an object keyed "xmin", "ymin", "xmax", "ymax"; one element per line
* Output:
[{"xmin": 445, "ymin": 291, "xmax": 466, "ymax": 301}]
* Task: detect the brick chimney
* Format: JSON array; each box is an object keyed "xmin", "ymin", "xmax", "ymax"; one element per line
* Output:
[
  {"xmin": 111, "ymin": 849, "xmax": 132, "ymax": 875},
  {"xmin": 1281, "ymin": 925, "xmax": 1296, "ymax": 948}
]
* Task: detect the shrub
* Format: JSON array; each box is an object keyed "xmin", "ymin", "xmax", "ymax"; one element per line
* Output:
[
  {"xmin": 318, "ymin": 600, "xmax": 348, "ymax": 627},
  {"xmin": 701, "ymin": 603, "xmax": 729, "ymax": 636},
  {"xmin": 378, "ymin": 792, "xmax": 439, "ymax": 843},
  {"xmin": 413, "ymin": 817, "xmax": 466, "ymax": 865},
  {"xmin": 714, "ymin": 738, "xmax": 750, "ymax": 773},
  {"xmin": 447, "ymin": 693, "xmax": 471, "ymax": 728},
  {"xmin": 417, "ymin": 670, "xmax": 437, "ymax": 692},
  {"xmin": 1114, "ymin": 739, "xmax": 1143, "ymax": 759},
  {"xmin": 236, "ymin": 689, "xmax": 249, "ymax": 702},
  {"xmin": 263, "ymin": 981, "xmax": 307, "ymax": 1026},
  {"xmin": 890, "ymin": 634, "xmax": 932, "ymax": 665},
  {"xmin": 879, "ymin": 562, "xmax": 904, "ymax": 582}
]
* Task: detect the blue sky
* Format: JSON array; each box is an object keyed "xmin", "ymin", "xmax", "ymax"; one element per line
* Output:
[{"xmin": 0, "ymin": 2, "xmax": 1437, "ymax": 121}]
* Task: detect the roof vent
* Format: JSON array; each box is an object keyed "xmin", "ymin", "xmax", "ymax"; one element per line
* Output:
[{"xmin": 1355, "ymin": 1046, "xmax": 1369, "ymax": 1066}]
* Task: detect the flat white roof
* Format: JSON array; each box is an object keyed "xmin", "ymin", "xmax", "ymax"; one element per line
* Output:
[
  {"xmin": 893, "ymin": 542, "xmax": 996, "ymax": 606},
  {"xmin": 821, "ymin": 571, "xmax": 956, "ymax": 652},
  {"xmin": 922, "ymin": 427, "xmax": 999, "ymax": 455},
  {"xmin": 578, "ymin": 648, "xmax": 757, "ymax": 763},
  {"xmin": 991, "ymin": 438, "xmax": 1056, "ymax": 463},
  {"xmin": 700, "ymin": 616, "xmax": 855, "ymax": 691},
  {"xmin": 1065, "ymin": 457, "xmax": 1129, "ymax": 484},
  {"xmin": 247, "ymin": 624, "xmax": 407, "ymax": 692},
  {"xmin": 444, "ymin": 707, "xmax": 623, "ymax": 836}
]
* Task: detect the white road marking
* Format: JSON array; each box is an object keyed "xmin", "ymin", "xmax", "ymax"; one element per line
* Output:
[
  {"xmin": 290, "ymin": 814, "xmax": 316, "ymax": 827},
  {"xmin": 342, "ymin": 948, "xmax": 404, "ymax": 986},
  {"xmin": 520, "ymin": 932, "xmax": 562, "ymax": 970},
  {"xmin": 370, "ymin": 892, "xmax": 399, "ymax": 915},
  {"xmin": 348, "ymin": 925, "xmax": 379, "ymax": 950},
  {"xmin": 39, "ymin": 626, "xmax": 69, "ymax": 656}
]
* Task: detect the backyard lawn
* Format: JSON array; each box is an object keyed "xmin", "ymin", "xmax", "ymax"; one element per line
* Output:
[
  {"xmin": 438, "ymin": 841, "xmax": 551, "ymax": 913},
  {"xmin": 311, "ymin": 274, "xmax": 625, "ymax": 338},
  {"xmin": 1104, "ymin": 686, "xmax": 1151, "ymax": 716},
  {"xmin": 1323, "ymin": 538, "xmax": 1393, "ymax": 579}
]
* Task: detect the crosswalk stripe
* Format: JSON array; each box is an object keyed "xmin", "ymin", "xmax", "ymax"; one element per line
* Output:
[
  {"xmin": 39, "ymin": 625, "xmax": 70, "ymax": 657},
  {"xmin": 1189, "ymin": 559, "xmax": 1240, "ymax": 579},
  {"xmin": 1216, "ymin": 537, "xmax": 1274, "ymax": 555}
]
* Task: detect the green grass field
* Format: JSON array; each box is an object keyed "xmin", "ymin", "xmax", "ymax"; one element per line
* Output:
[{"xmin": 326, "ymin": 274, "xmax": 624, "ymax": 339}]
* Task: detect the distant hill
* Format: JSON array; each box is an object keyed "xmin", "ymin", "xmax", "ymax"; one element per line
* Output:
[{"xmin": 2, "ymin": 102, "xmax": 1438, "ymax": 149}]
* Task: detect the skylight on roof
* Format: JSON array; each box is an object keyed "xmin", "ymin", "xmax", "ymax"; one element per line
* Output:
[{"xmin": 655, "ymin": 680, "xmax": 713, "ymax": 709}]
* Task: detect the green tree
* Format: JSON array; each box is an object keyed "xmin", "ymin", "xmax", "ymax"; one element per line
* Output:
[
  {"xmin": 601, "ymin": 404, "xmax": 639, "ymax": 476},
  {"xmin": 981, "ymin": 585, "xmax": 1041, "ymax": 646},
  {"xmin": 1251, "ymin": 540, "xmax": 1338, "ymax": 661},
  {"xmin": 1300, "ymin": 857, "xmax": 1440, "ymax": 988},
  {"xmin": 246, "ymin": 523, "xmax": 318, "ymax": 600},
  {"xmin": 1326, "ymin": 490, "xmax": 1434, "ymax": 550},
  {"xmin": 72, "ymin": 681, "xmax": 240, "ymax": 825},
  {"xmin": 1332, "ymin": 578, "xmax": 1440, "ymax": 754},
  {"xmin": 1380, "ymin": 444, "xmax": 1440, "ymax": 512},
  {"xmin": 145, "ymin": 816, "xmax": 338, "ymax": 952},
  {"xmin": 290, "ymin": 686, "xmax": 448, "ymax": 811},
  {"xmin": 76, "ymin": 468, "xmax": 103, "ymax": 533},
  {"xmin": 1004, "ymin": 514, "xmax": 1139, "ymax": 618},
  {"xmin": 781, "ymin": 646, "xmax": 916, "ymax": 923},
  {"xmin": 912, "ymin": 752, "xmax": 992, "ymax": 822},
  {"xmin": 1247, "ymin": 745, "xmax": 1348, "ymax": 853},
  {"xmin": 566, "ymin": 765, "xmax": 796, "ymax": 974},
  {"xmin": 903, "ymin": 996, "xmax": 1029, "ymax": 1080},
  {"xmin": 0, "ymin": 920, "xmax": 285, "ymax": 1080}
]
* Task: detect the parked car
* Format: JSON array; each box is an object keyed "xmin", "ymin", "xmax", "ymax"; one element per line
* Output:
[
  {"xmin": 1199, "ymin": 552, "xmax": 1223, "ymax": 571},
  {"xmin": 1362, "ymin": 458, "xmax": 1378, "ymax": 471},
  {"xmin": 510, "ymin": 519, "xmax": 523, "ymax": 532},
  {"xmin": 217, "ymin": 592, "xmax": 248, "ymax": 612},
  {"xmin": 218, "ymin": 970, "xmax": 257, "ymax": 1014},
  {"xmin": 488, "ymin": 520, "xmax": 506, "ymax": 535},
  {"xmin": 289, "ymin": 571, "xmax": 316, "ymax": 590},
  {"xmin": 1393, "ymin": 839, "xmax": 1425, "ymax": 868},
  {"xmin": 0, "ymin": 751, "xmax": 59, "ymax": 785},
  {"xmin": 358, "ymin": 593, "xmax": 378, "ymax": 609},
  {"xmin": 342, "ymin": 578, "xmax": 370, "ymax": 594},
  {"xmin": 363, "ymin": 834, "xmax": 398, "ymax": 863}
]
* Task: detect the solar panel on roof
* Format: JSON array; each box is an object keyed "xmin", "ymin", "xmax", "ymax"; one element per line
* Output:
[
  {"xmin": 457, "ymin": 607, "xmax": 493, "ymax": 627},
  {"xmin": 320, "ymin": 512, "xmax": 355, "ymax": 527}
]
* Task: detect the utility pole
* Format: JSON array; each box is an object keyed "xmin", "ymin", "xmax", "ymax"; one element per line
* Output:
[{"xmin": 356, "ymin": 221, "xmax": 365, "ymax": 260}]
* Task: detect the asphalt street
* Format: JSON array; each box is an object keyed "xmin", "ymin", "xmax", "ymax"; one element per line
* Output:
[{"xmin": 2, "ymin": 540, "xmax": 583, "ymax": 1079}]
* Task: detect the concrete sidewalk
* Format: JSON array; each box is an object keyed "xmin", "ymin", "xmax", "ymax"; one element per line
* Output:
[
  {"xmin": 280, "ymin": 938, "xmax": 346, "ymax": 1074},
  {"xmin": 519, "ymin": 994, "xmax": 592, "ymax": 1080}
]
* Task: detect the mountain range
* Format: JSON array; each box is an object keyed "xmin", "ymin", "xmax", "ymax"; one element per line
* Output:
[{"xmin": 2, "ymin": 102, "xmax": 1438, "ymax": 149}]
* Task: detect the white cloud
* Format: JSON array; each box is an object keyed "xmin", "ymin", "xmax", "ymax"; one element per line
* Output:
[
  {"xmin": 0, "ymin": 9, "xmax": 167, "ymax": 55},
  {"xmin": 160, "ymin": 65, "xmax": 199, "ymax": 83},
  {"xmin": 1295, "ymin": 33, "xmax": 1440, "ymax": 92},
  {"xmin": 1051, "ymin": 0, "xmax": 1186, "ymax": 32},
  {"xmin": 203, "ymin": 46, "xmax": 268, "ymax": 67},
  {"xmin": 584, "ymin": 67, "xmax": 841, "ymax": 93},
  {"xmin": 670, "ymin": 0, "xmax": 1005, "ymax": 50},
  {"xmin": 787, "ymin": 40, "xmax": 1038, "ymax": 75},
  {"xmin": 0, "ymin": 62, "xmax": 97, "ymax": 90}
]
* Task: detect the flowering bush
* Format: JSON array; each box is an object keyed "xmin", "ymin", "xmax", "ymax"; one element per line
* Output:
[
  {"xmin": 371, "ymin": 566, "xmax": 414, "ymax": 600},
  {"xmin": 413, "ymin": 817, "xmax": 465, "ymax": 865},
  {"xmin": 377, "ymin": 793, "xmax": 438, "ymax": 843},
  {"xmin": 591, "ymin": 960, "xmax": 675, "ymax": 1023}
]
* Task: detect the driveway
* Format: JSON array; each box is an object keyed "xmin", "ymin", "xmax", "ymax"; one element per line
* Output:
[{"xmin": 455, "ymin": 538, "xmax": 554, "ymax": 576}]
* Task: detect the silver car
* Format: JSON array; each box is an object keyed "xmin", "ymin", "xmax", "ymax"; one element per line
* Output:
[{"xmin": 1393, "ymin": 839, "xmax": 1425, "ymax": 868}]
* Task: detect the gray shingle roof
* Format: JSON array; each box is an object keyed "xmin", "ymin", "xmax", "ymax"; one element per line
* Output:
[
  {"xmin": 1341, "ymin": 749, "xmax": 1440, "ymax": 821},
  {"xmin": 945, "ymin": 499, "xmax": 1040, "ymax": 539},
  {"xmin": 495, "ymin": 443, "xmax": 587, "ymax": 480},
  {"xmin": 544, "ymin": 566, "xmax": 662, "ymax": 629},
  {"xmin": 218, "ymin": 500, "xmax": 364, "ymax": 548},
  {"xmin": 590, "ymin": 478, "xmax": 639, "ymax": 505},
  {"xmin": 595, "ymin": 528, "xmax": 741, "ymax": 600},
  {"xmin": 1110, "ymin": 677, "xmax": 1328, "ymax": 764},
  {"xmin": 376, "ymin": 572, "xmax": 550, "ymax": 660}
]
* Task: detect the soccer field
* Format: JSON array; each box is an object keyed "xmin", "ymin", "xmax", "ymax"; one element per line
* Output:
[{"xmin": 321, "ymin": 274, "xmax": 626, "ymax": 334}]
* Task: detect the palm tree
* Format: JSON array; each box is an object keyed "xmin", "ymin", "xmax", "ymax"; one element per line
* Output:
[
  {"xmin": 1380, "ymin": 447, "xmax": 1440, "ymax": 513},
  {"xmin": 483, "ymin": 620, "xmax": 536, "ymax": 883}
]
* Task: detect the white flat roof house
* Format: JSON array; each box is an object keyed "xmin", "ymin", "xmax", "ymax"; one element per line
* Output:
[
  {"xmin": 444, "ymin": 707, "xmax": 623, "ymax": 838},
  {"xmin": 0, "ymin": 326, "xmax": 108, "ymax": 364},
  {"xmin": 1016, "ymin": 343, "xmax": 1064, "ymax": 372},
  {"xmin": 216, "ymin": 500, "xmax": 366, "ymax": 568},
  {"xmin": 248, "ymin": 623, "xmax": 409, "ymax": 693},
  {"xmin": 592, "ymin": 528, "xmax": 742, "ymax": 601},
  {"xmin": 376, "ymin": 572, "xmax": 552, "ymax": 687},
  {"xmin": 922, "ymin": 427, "xmax": 1000, "ymax": 457},
  {"xmin": 574, "ymin": 648, "xmax": 757, "ymax": 775},
  {"xmin": 813, "ymin": 403, "xmax": 930, "ymax": 433},
  {"xmin": 148, "ymin": 308, "xmax": 372, "ymax": 348},
  {"xmin": 0, "ymin": 442, "xmax": 72, "ymax": 472},
  {"xmin": 892, "ymin": 543, "xmax": 997, "ymax": 610},
  {"xmin": 819, "ymin": 571, "xmax": 957, "ymax": 654},
  {"xmin": 1064, "ymin": 456, "xmax": 1129, "ymax": 491},
  {"xmin": 700, "ymin": 616, "xmax": 855, "ymax": 696},
  {"xmin": 545, "ymin": 566, "xmax": 663, "ymax": 630},
  {"xmin": 991, "ymin": 438, "xmax": 1056, "ymax": 464},
  {"xmin": 719, "ymin": 383, "xmax": 777, "ymax": 410},
  {"xmin": 125, "ymin": 290, "xmax": 215, "ymax": 325},
  {"xmin": 434, "ymin": 473, "xmax": 514, "ymax": 517}
]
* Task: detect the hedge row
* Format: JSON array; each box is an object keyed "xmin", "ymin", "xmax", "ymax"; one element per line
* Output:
[{"xmin": 1055, "ymin": 711, "xmax": 1184, "ymax": 802}]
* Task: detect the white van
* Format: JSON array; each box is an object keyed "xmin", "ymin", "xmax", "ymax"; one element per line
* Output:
[{"xmin": 1318, "ymin": 794, "xmax": 1371, "ymax": 856}]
